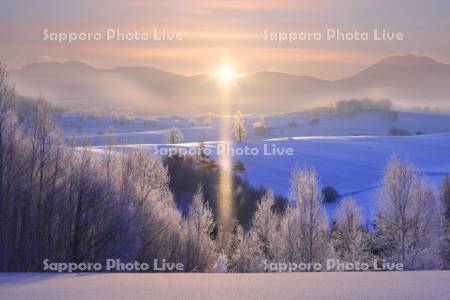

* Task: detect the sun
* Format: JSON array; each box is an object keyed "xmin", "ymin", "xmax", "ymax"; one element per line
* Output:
[{"xmin": 218, "ymin": 66, "xmax": 235, "ymax": 84}]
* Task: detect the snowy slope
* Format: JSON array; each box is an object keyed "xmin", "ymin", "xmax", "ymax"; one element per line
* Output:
[
  {"xmin": 90, "ymin": 133, "xmax": 450, "ymax": 222},
  {"xmin": 67, "ymin": 111, "xmax": 450, "ymax": 222},
  {"xmin": 63, "ymin": 112, "xmax": 450, "ymax": 146},
  {"xmin": 1, "ymin": 272, "xmax": 449, "ymax": 300}
]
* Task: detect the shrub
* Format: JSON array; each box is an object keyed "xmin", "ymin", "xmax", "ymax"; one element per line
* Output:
[
  {"xmin": 97, "ymin": 130, "xmax": 113, "ymax": 135},
  {"xmin": 232, "ymin": 161, "xmax": 246, "ymax": 174},
  {"xmin": 253, "ymin": 126, "xmax": 272, "ymax": 136},
  {"xmin": 253, "ymin": 116, "xmax": 272, "ymax": 136},
  {"xmin": 322, "ymin": 186, "xmax": 339, "ymax": 203},
  {"xmin": 309, "ymin": 118, "xmax": 320, "ymax": 125},
  {"xmin": 112, "ymin": 113, "xmax": 135, "ymax": 124},
  {"xmin": 388, "ymin": 128, "xmax": 411, "ymax": 136}
]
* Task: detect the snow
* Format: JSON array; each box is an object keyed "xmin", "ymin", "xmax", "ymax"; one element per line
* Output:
[
  {"xmin": 0, "ymin": 272, "xmax": 449, "ymax": 300},
  {"xmin": 63, "ymin": 111, "xmax": 450, "ymax": 146},
  {"xmin": 62, "ymin": 111, "xmax": 450, "ymax": 222},
  {"xmin": 88, "ymin": 133, "xmax": 450, "ymax": 222}
]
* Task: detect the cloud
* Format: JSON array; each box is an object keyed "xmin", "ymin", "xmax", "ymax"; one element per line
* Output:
[{"xmin": 1, "ymin": 0, "xmax": 449, "ymax": 79}]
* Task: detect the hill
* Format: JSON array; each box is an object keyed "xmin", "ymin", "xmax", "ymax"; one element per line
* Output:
[{"xmin": 9, "ymin": 54, "xmax": 450, "ymax": 114}]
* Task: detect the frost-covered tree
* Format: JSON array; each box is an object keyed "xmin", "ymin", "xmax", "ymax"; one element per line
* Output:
[
  {"xmin": 164, "ymin": 127, "xmax": 184, "ymax": 144},
  {"xmin": 68, "ymin": 148, "xmax": 122, "ymax": 263},
  {"xmin": 440, "ymin": 173, "xmax": 450, "ymax": 269},
  {"xmin": 215, "ymin": 221, "xmax": 244, "ymax": 272},
  {"xmin": 124, "ymin": 150, "xmax": 182, "ymax": 262},
  {"xmin": 228, "ymin": 225, "xmax": 245, "ymax": 271},
  {"xmin": 0, "ymin": 63, "xmax": 192, "ymax": 271},
  {"xmin": 0, "ymin": 63, "xmax": 15, "ymax": 200},
  {"xmin": 252, "ymin": 115, "xmax": 272, "ymax": 136},
  {"xmin": 252, "ymin": 115, "xmax": 266, "ymax": 129},
  {"xmin": 281, "ymin": 167, "xmax": 329, "ymax": 264},
  {"xmin": 241, "ymin": 190, "xmax": 282, "ymax": 271},
  {"xmin": 331, "ymin": 198, "xmax": 371, "ymax": 262},
  {"xmin": 213, "ymin": 252, "xmax": 229, "ymax": 272},
  {"xmin": 183, "ymin": 186, "xmax": 216, "ymax": 272},
  {"xmin": 233, "ymin": 110, "xmax": 247, "ymax": 142},
  {"xmin": 375, "ymin": 158, "xmax": 440, "ymax": 269},
  {"xmin": 143, "ymin": 116, "xmax": 158, "ymax": 125},
  {"xmin": 0, "ymin": 62, "xmax": 21, "ymax": 270},
  {"xmin": 28, "ymin": 99, "xmax": 67, "ymax": 262}
]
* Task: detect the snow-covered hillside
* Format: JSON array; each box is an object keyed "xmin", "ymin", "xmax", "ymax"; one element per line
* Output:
[
  {"xmin": 68, "ymin": 111, "xmax": 450, "ymax": 221},
  {"xmin": 89, "ymin": 132, "xmax": 450, "ymax": 222},
  {"xmin": 63, "ymin": 111, "xmax": 450, "ymax": 146}
]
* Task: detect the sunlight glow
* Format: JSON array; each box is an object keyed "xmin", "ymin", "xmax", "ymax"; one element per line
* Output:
[
  {"xmin": 217, "ymin": 67, "xmax": 234, "ymax": 231},
  {"xmin": 218, "ymin": 66, "xmax": 236, "ymax": 84}
]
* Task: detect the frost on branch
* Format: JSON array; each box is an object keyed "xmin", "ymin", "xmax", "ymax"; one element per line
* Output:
[
  {"xmin": 375, "ymin": 157, "xmax": 440, "ymax": 270},
  {"xmin": 164, "ymin": 126, "xmax": 184, "ymax": 144}
]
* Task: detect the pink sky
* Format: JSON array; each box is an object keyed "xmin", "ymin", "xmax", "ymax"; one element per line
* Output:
[{"xmin": 1, "ymin": 0, "xmax": 449, "ymax": 79}]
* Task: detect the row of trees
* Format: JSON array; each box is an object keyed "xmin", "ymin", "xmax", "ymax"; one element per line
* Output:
[
  {"xmin": 229, "ymin": 159, "xmax": 449, "ymax": 271},
  {"xmin": 0, "ymin": 64, "xmax": 216, "ymax": 272},
  {"xmin": 334, "ymin": 99, "xmax": 393, "ymax": 116}
]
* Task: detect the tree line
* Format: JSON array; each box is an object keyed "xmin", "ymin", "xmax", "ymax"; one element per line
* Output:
[
  {"xmin": 0, "ymin": 64, "xmax": 216, "ymax": 271},
  {"xmin": 232, "ymin": 161, "xmax": 449, "ymax": 271}
]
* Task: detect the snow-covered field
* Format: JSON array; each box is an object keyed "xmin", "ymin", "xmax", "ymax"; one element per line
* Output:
[
  {"xmin": 63, "ymin": 111, "xmax": 450, "ymax": 145},
  {"xmin": 63, "ymin": 111, "xmax": 450, "ymax": 222},
  {"xmin": 1, "ymin": 272, "xmax": 449, "ymax": 300}
]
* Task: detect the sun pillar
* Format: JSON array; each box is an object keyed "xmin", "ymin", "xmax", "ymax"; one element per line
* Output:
[{"xmin": 218, "ymin": 78, "xmax": 234, "ymax": 231}]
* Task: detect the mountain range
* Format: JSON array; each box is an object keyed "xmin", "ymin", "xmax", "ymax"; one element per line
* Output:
[{"xmin": 9, "ymin": 54, "xmax": 450, "ymax": 114}]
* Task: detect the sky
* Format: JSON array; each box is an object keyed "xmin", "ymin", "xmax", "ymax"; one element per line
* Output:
[{"xmin": 1, "ymin": 0, "xmax": 450, "ymax": 80}]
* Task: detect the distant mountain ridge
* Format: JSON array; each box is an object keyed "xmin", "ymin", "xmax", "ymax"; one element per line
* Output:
[{"xmin": 9, "ymin": 54, "xmax": 450, "ymax": 114}]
